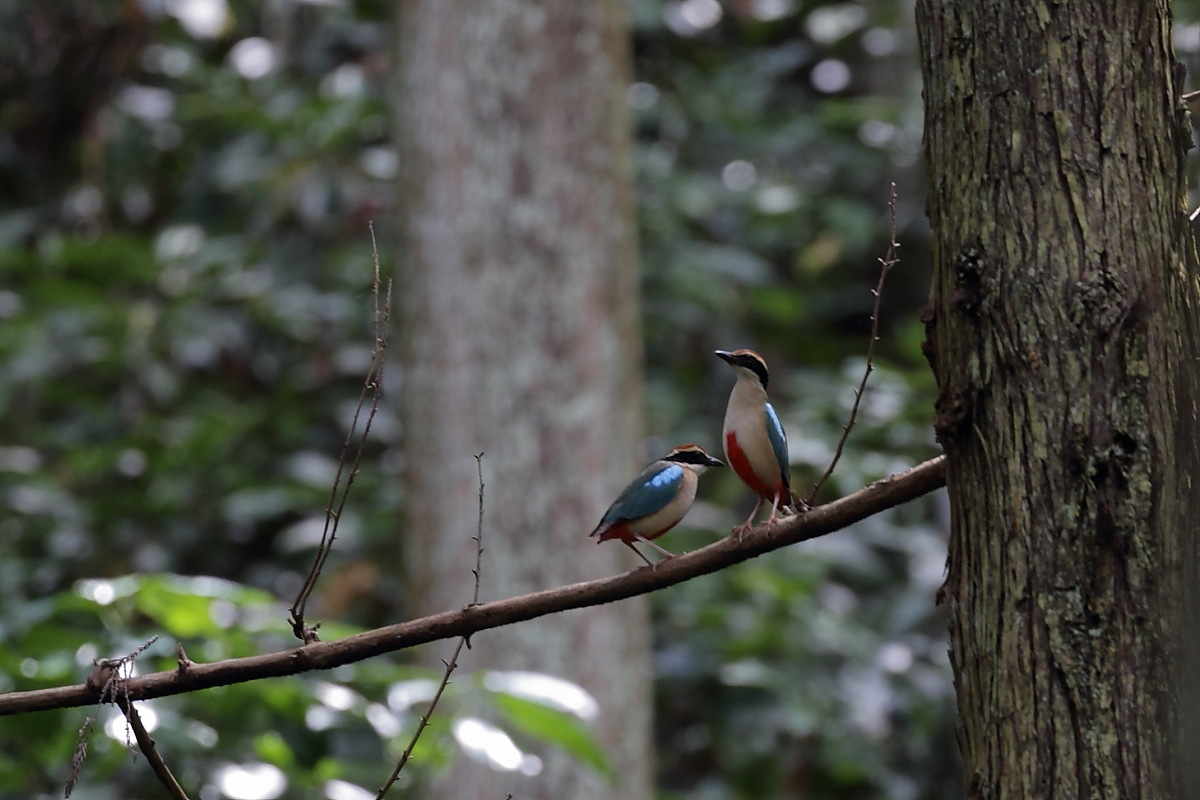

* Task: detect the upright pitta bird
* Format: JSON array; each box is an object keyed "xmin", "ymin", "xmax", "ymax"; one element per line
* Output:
[
  {"xmin": 716, "ymin": 349, "xmax": 800, "ymax": 536},
  {"xmin": 590, "ymin": 444, "xmax": 725, "ymax": 567}
]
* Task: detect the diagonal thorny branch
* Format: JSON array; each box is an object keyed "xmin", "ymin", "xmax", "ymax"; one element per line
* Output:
[
  {"xmin": 2, "ymin": 455, "xmax": 944, "ymax": 718},
  {"xmin": 375, "ymin": 452, "xmax": 489, "ymax": 798}
]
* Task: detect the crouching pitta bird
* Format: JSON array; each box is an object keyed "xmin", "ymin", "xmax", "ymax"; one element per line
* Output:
[
  {"xmin": 716, "ymin": 349, "xmax": 802, "ymax": 536},
  {"xmin": 590, "ymin": 444, "xmax": 725, "ymax": 567}
]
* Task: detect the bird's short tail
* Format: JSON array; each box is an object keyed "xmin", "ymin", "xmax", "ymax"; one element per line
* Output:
[
  {"xmin": 590, "ymin": 521, "xmax": 618, "ymax": 542},
  {"xmin": 785, "ymin": 488, "xmax": 808, "ymax": 514}
]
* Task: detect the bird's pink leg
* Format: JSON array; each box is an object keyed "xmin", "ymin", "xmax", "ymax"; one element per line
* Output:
[
  {"xmin": 634, "ymin": 534, "xmax": 677, "ymax": 560},
  {"xmin": 764, "ymin": 492, "xmax": 783, "ymax": 531},
  {"xmin": 733, "ymin": 497, "xmax": 764, "ymax": 541},
  {"xmin": 622, "ymin": 539, "xmax": 656, "ymax": 569}
]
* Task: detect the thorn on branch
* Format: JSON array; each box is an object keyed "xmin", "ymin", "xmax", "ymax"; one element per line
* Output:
[{"xmin": 175, "ymin": 644, "xmax": 194, "ymax": 677}]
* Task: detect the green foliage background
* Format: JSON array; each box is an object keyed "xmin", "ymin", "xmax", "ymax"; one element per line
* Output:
[{"xmin": 4, "ymin": 1, "xmax": 1196, "ymax": 798}]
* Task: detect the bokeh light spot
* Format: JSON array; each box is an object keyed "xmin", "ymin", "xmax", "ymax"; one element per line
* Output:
[
  {"xmin": 168, "ymin": 0, "xmax": 231, "ymax": 40},
  {"xmin": 230, "ymin": 38, "xmax": 278, "ymax": 80},
  {"xmin": 484, "ymin": 670, "xmax": 600, "ymax": 720},
  {"xmin": 212, "ymin": 762, "xmax": 287, "ymax": 800},
  {"xmin": 452, "ymin": 717, "xmax": 542, "ymax": 774},
  {"xmin": 811, "ymin": 59, "xmax": 852, "ymax": 93},
  {"xmin": 722, "ymin": 160, "xmax": 758, "ymax": 192}
]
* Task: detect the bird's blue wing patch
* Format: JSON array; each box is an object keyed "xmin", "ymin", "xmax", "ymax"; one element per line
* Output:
[
  {"xmin": 602, "ymin": 463, "xmax": 683, "ymax": 525},
  {"xmin": 764, "ymin": 402, "xmax": 791, "ymax": 488}
]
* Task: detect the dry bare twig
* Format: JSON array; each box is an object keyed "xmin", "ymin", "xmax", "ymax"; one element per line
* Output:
[
  {"xmin": 290, "ymin": 224, "xmax": 394, "ymax": 643},
  {"xmin": 375, "ymin": 453, "xmax": 488, "ymax": 798},
  {"xmin": 118, "ymin": 700, "xmax": 190, "ymax": 800},
  {"xmin": 1, "ymin": 455, "xmax": 944, "ymax": 719},
  {"xmin": 807, "ymin": 182, "xmax": 901, "ymax": 505}
]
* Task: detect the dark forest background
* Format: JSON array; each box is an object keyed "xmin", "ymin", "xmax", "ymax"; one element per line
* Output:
[{"xmin": 3, "ymin": 2, "xmax": 1200, "ymax": 798}]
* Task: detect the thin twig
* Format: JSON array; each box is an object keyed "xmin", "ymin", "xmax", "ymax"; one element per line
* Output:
[
  {"xmin": 2, "ymin": 456, "xmax": 945, "ymax": 718},
  {"xmin": 471, "ymin": 453, "xmax": 486, "ymax": 607},
  {"xmin": 290, "ymin": 224, "xmax": 393, "ymax": 643},
  {"xmin": 375, "ymin": 453, "xmax": 488, "ymax": 798},
  {"xmin": 374, "ymin": 640, "xmax": 466, "ymax": 798},
  {"xmin": 1182, "ymin": 88, "xmax": 1200, "ymax": 102},
  {"xmin": 807, "ymin": 182, "xmax": 900, "ymax": 505},
  {"xmin": 118, "ymin": 700, "xmax": 190, "ymax": 800}
]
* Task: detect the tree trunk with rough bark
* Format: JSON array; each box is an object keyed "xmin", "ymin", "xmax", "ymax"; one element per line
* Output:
[
  {"xmin": 917, "ymin": 2, "xmax": 1200, "ymax": 797},
  {"xmin": 393, "ymin": 2, "xmax": 649, "ymax": 799}
]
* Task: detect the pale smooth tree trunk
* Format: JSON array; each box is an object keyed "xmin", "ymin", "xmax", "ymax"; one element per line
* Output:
[
  {"xmin": 393, "ymin": 3, "xmax": 650, "ymax": 800},
  {"xmin": 918, "ymin": 1, "xmax": 1200, "ymax": 797}
]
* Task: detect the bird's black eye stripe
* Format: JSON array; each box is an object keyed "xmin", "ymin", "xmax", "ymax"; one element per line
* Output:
[
  {"xmin": 740, "ymin": 356, "xmax": 769, "ymax": 388},
  {"xmin": 669, "ymin": 449, "xmax": 711, "ymax": 465}
]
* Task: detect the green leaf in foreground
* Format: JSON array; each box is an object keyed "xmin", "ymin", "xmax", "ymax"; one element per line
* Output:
[{"xmin": 488, "ymin": 693, "xmax": 614, "ymax": 782}]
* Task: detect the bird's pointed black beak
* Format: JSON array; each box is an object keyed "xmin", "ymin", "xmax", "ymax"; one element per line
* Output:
[
  {"xmin": 706, "ymin": 454, "xmax": 726, "ymax": 468},
  {"xmin": 714, "ymin": 350, "xmax": 734, "ymax": 364}
]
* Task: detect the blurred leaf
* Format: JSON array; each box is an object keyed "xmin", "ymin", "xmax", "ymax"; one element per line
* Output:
[
  {"xmin": 489, "ymin": 693, "xmax": 615, "ymax": 782},
  {"xmin": 255, "ymin": 730, "xmax": 297, "ymax": 769}
]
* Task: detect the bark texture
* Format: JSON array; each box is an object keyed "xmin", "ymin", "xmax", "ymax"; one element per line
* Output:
[
  {"xmin": 394, "ymin": 2, "xmax": 649, "ymax": 799},
  {"xmin": 917, "ymin": 2, "xmax": 1200, "ymax": 797}
]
